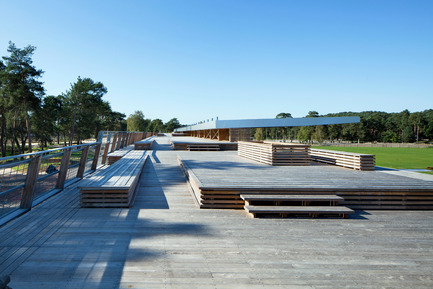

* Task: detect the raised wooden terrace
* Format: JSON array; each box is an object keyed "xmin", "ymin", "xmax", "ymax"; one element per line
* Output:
[
  {"xmin": 1, "ymin": 136, "xmax": 433, "ymax": 288},
  {"xmin": 178, "ymin": 151, "xmax": 433, "ymax": 210}
]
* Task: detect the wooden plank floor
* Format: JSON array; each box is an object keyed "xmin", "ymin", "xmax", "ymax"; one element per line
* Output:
[
  {"xmin": 177, "ymin": 151, "xmax": 433, "ymax": 190},
  {"xmin": 1, "ymin": 136, "xmax": 433, "ymax": 288}
]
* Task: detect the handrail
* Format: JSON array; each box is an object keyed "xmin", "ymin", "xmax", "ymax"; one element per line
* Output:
[
  {"xmin": 0, "ymin": 142, "xmax": 99, "ymax": 162},
  {"xmin": 0, "ymin": 131, "xmax": 147, "ymax": 225}
]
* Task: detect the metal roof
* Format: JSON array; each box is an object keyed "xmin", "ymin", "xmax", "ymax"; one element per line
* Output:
[{"xmin": 174, "ymin": 116, "xmax": 360, "ymax": 132}]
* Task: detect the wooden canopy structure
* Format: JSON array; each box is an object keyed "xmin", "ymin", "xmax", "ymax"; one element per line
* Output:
[{"xmin": 174, "ymin": 116, "xmax": 360, "ymax": 142}]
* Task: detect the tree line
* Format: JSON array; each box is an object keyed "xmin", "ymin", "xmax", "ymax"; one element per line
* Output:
[
  {"xmin": 126, "ymin": 111, "xmax": 181, "ymax": 134},
  {"xmin": 255, "ymin": 110, "xmax": 433, "ymax": 144},
  {"xmin": 2, "ymin": 42, "xmax": 430, "ymax": 157},
  {"xmin": 0, "ymin": 42, "xmax": 182, "ymax": 157},
  {"xmin": 0, "ymin": 42, "xmax": 131, "ymax": 156}
]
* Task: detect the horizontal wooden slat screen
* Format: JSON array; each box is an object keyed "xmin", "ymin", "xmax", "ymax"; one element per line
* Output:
[
  {"xmin": 310, "ymin": 148, "xmax": 375, "ymax": 171},
  {"xmin": 238, "ymin": 141, "xmax": 310, "ymax": 166}
]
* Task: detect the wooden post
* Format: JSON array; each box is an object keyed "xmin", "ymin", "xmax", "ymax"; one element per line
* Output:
[
  {"xmin": 126, "ymin": 132, "xmax": 134, "ymax": 146},
  {"xmin": 119, "ymin": 133, "xmax": 124, "ymax": 148},
  {"xmin": 111, "ymin": 133, "xmax": 118, "ymax": 152},
  {"xmin": 20, "ymin": 155, "xmax": 42, "ymax": 210},
  {"xmin": 101, "ymin": 142, "xmax": 110, "ymax": 165},
  {"xmin": 76, "ymin": 146, "xmax": 90, "ymax": 179},
  {"xmin": 116, "ymin": 133, "xmax": 122, "ymax": 150},
  {"xmin": 91, "ymin": 143, "xmax": 102, "ymax": 170},
  {"xmin": 123, "ymin": 132, "xmax": 127, "ymax": 147},
  {"xmin": 126, "ymin": 133, "xmax": 131, "ymax": 146},
  {"xmin": 56, "ymin": 148, "xmax": 72, "ymax": 190}
]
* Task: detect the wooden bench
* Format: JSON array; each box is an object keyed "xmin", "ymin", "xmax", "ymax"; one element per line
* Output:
[
  {"xmin": 134, "ymin": 138, "xmax": 154, "ymax": 150},
  {"xmin": 241, "ymin": 194, "xmax": 344, "ymax": 206},
  {"xmin": 106, "ymin": 145, "xmax": 134, "ymax": 165},
  {"xmin": 310, "ymin": 148, "xmax": 375, "ymax": 171},
  {"xmin": 79, "ymin": 150, "xmax": 148, "ymax": 208},
  {"xmin": 187, "ymin": 144, "xmax": 220, "ymax": 151},
  {"xmin": 238, "ymin": 141, "xmax": 310, "ymax": 166},
  {"xmin": 244, "ymin": 205, "xmax": 354, "ymax": 218}
]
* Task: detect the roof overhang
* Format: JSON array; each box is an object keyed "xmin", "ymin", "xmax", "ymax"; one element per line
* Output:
[{"xmin": 174, "ymin": 116, "xmax": 360, "ymax": 132}]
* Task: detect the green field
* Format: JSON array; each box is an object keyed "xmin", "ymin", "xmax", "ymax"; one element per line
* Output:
[{"xmin": 311, "ymin": 146, "xmax": 433, "ymax": 170}]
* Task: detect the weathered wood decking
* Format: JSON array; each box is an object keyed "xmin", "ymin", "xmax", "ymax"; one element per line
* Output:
[
  {"xmin": 1, "ymin": 136, "xmax": 433, "ymax": 288},
  {"xmin": 178, "ymin": 151, "xmax": 433, "ymax": 210}
]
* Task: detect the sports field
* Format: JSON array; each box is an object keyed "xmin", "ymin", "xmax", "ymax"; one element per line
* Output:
[{"xmin": 312, "ymin": 146, "xmax": 433, "ymax": 171}]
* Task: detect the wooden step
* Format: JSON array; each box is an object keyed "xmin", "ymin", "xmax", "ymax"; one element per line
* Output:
[
  {"xmin": 244, "ymin": 205, "xmax": 354, "ymax": 218},
  {"xmin": 241, "ymin": 194, "xmax": 344, "ymax": 206}
]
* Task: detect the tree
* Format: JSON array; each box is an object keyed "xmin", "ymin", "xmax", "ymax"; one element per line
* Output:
[
  {"xmin": 165, "ymin": 118, "xmax": 181, "ymax": 132},
  {"xmin": 63, "ymin": 77, "xmax": 107, "ymax": 145},
  {"xmin": 0, "ymin": 59, "xmax": 6, "ymax": 156},
  {"xmin": 127, "ymin": 111, "xmax": 147, "ymax": 131},
  {"xmin": 254, "ymin": 128, "xmax": 265, "ymax": 141},
  {"xmin": 306, "ymin": 111, "xmax": 319, "ymax": 118},
  {"xmin": 102, "ymin": 110, "xmax": 126, "ymax": 131},
  {"xmin": 275, "ymin": 112, "xmax": 292, "ymax": 141},
  {"xmin": 409, "ymin": 112, "xmax": 424, "ymax": 143},
  {"xmin": 1, "ymin": 41, "xmax": 44, "ymax": 153},
  {"xmin": 149, "ymin": 119, "xmax": 164, "ymax": 133},
  {"xmin": 32, "ymin": 95, "xmax": 62, "ymax": 150},
  {"xmin": 276, "ymin": 112, "xmax": 292, "ymax": 119}
]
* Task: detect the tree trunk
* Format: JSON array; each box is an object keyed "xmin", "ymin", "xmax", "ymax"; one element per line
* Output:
[
  {"xmin": 0, "ymin": 115, "xmax": 5, "ymax": 157},
  {"xmin": 69, "ymin": 105, "xmax": 78, "ymax": 146},
  {"xmin": 25, "ymin": 111, "xmax": 32, "ymax": 153}
]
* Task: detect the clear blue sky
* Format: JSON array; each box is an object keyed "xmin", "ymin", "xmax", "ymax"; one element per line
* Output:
[{"xmin": 1, "ymin": 0, "xmax": 432, "ymax": 124}]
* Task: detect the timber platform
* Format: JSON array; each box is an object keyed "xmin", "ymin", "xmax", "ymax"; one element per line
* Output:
[
  {"xmin": 178, "ymin": 151, "xmax": 433, "ymax": 210},
  {"xmin": 1, "ymin": 135, "xmax": 433, "ymax": 288}
]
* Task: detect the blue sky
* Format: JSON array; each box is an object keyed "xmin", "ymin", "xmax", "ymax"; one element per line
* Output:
[{"xmin": 1, "ymin": 0, "xmax": 432, "ymax": 124}]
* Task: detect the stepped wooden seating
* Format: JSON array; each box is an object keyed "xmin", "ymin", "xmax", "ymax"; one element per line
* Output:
[
  {"xmin": 310, "ymin": 148, "xmax": 375, "ymax": 171},
  {"xmin": 79, "ymin": 150, "xmax": 148, "ymax": 208},
  {"xmin": 106, "ymin": 145, "xmax": 134, "ymax": 165},
  {"xmin": 187, "ymin": 144, "xmax": 220, "ymax": 151},
  {"xmin": 238, "ymin": 141, "xmax": 310, "ymax": 166},
  {"xmin": 241, "ymin": 194, "xmax": 353, "ymax": 218},
  {"xmin": 134, "ymin": 138, "xmax": 154, "ymax": 150}
]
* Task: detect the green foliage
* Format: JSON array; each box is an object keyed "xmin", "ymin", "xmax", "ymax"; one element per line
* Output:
[
  {"xmin": 165, "ymin": 118, "xmax": 181, "ymax": 132},
  {"xmin": 127, "ymin": 111, "xmax": 147, "ymax": 131},
  {"xmin": 254, "ymin": 128, "xmax": 264, "ymax": 141},
  {"xmin": 0, "ymin": 41, "xmax": 44, "ymax": 153},
  {"xmin": 149, "ymin": 119, "xmax": 164, "ymax": 132},
  {"xmin": 63, "ymin": 76, "xmax": 108, "ymax": 145},
  {"xmin": 276, "ymin": 112, "xmax": 292, "ymax": 119},
  {"xmin": 32, "ymin": 95, "xmax": 62, "ymax": 149}
]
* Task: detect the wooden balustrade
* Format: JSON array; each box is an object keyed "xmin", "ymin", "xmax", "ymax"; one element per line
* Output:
[{"xmin": 0, "ymin": 131, "xmax": 147, "ymax": 224}]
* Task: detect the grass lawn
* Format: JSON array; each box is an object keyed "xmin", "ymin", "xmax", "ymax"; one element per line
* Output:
[{"xmin": 311, "ymin": 146, "xmax": 433, "ymax": 170}]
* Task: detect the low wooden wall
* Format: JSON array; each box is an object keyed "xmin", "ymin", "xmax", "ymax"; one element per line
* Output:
[
  {"xmin": 172, "ymin": 141, "xmax": 237, "ymax": 151},
  {"xmin": 134, "ymin": 139, "xmax": 154, "ymax": 150},
  {"xmin": 310, "ymin": 148, "xmax": 375, "ymax": 171},
  {"xmin": 238, "ymin": 141, "xmax": 310, "ymax": 166}
]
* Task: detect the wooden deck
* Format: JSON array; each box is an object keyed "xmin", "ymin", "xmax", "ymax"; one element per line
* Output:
[
  {"xmin": 178, "ymin": 151, "xmax": 433, "ymax": 210},
  {"xmin": 1, "ymin": 136, "xmax": 433, "ymax": 288}
]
